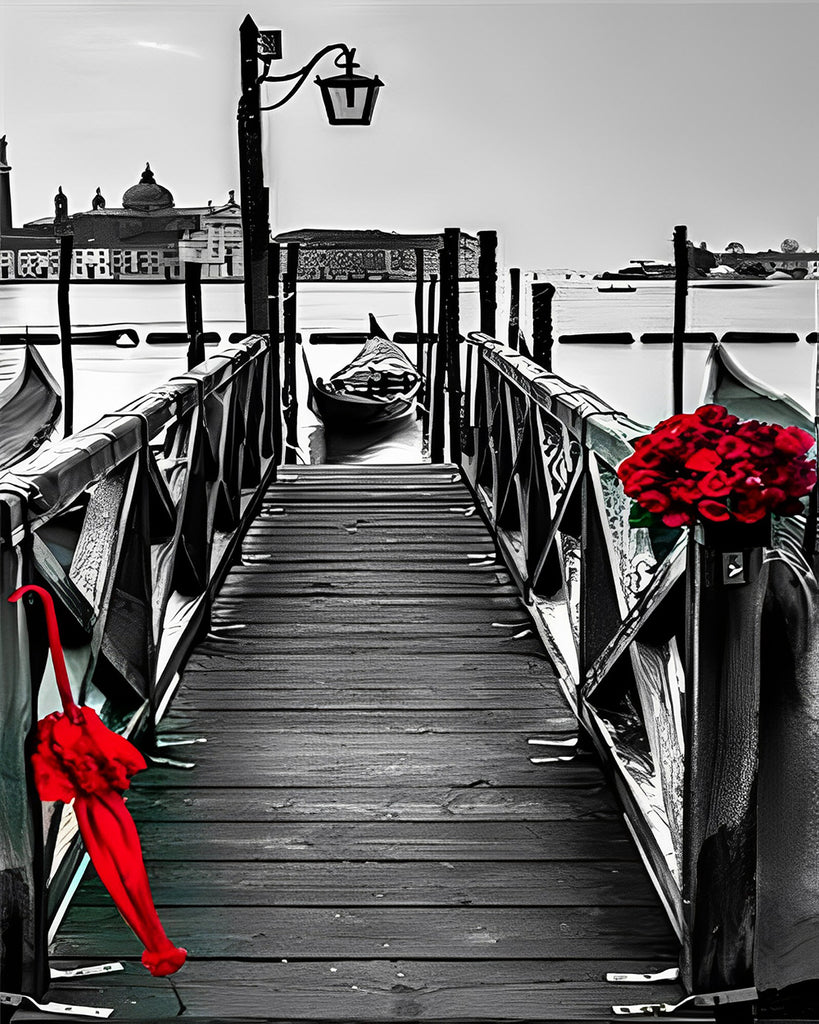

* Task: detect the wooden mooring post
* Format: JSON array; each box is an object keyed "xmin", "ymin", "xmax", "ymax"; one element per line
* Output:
[
  {"xmin": 508, "ymin": 267, "xmax": 521, "ymax": 352},
  {"xmin": 672, "ymin": 224, "xmax": 688, "ymax": 414},
  {"xmin": 414, "ymin": 247, "xmax": 425, "ymax": 395},
  {"xmin": 442, "ymin": 227, "xmax": 462, "ymax": 463},
  {"xmin": 429, "ymin": 255, "xmax": 447, "ymax": 463},
  {"xmin": 56, "ymin": 233, "xmax": 74, "ymax": 437},
  {"xmin": 531, "ymin": 281, "xmax": 555, "ymax": 371},
  {"xmin": 267, "ymin": 241, "xmax": 283, "ymax": 463},
  {"xmin": 478, "ymin": 230, "xmax": 497, "ymax": 337},
  {"xmin": 184, "ymin": 261, "xmax": 205, "ymax": 370},
  {"xmin": 282, "ymin": 242, "xmax": 299, "ymax": 465},
  {"xmin": 422, "ymin": 272, "xmax": 438, "ymax": 439}
]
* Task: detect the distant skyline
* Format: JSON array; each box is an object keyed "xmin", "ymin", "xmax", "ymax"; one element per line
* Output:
[{"xmin": 2, "ymin": 0, "xmax": 817, "ymax": 271}]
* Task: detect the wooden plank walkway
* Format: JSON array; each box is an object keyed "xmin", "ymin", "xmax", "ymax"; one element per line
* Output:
[{"xmin": 33, "ymin": 464, "xmax": 681, "ymax": 1021}]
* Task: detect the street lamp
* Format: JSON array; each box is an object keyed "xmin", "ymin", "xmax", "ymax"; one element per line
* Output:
[{"xmin": 237, "ymin": 15, "xmax": 383, "ymax": 333}]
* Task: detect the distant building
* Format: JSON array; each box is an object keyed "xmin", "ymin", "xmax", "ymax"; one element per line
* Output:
[
  {"xmin": 274, "ymin": 229, "xmax": 480, "ymax": 282},
  {"xmin": 0, "ymin": 141, "xmax": 243, "ymax": 281}
]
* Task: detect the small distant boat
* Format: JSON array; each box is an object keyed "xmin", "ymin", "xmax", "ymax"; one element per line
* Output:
[
  {"xmin": 0, "ymin": 345, "xmax": 62, "ymax": 469},
  {"xmin": 72, "ymin": 328, "xmax": 139, "ymax": 347},
  {"xmin": 597, "ymin": 284, "xmax": 637, "ymax": 293},
  {"xmin": 304, "ymin": 315, "xmax": 422, "ymax": 429}
]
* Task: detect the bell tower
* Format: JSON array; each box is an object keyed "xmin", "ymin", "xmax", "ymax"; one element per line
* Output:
[{"xmin": 0, "ymin": 135, "xmax": 12, "ymax": 238}]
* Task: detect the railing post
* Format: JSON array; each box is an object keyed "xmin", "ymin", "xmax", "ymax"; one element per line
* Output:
[
  {"xmin": 478, "ymin": 230, "xmax": 497, "ymax": 338},
  {"xmin": 282, "ymin": 242, "xmax": 299, "ymax": 465},
  {"xmin": 682, "ymin": 524, "xmax": 767, "ymax": 995},
  {"xmin": 531, "ymin": 281, "xmax": 555, "ymax": 371},
  {"xmin": 57, "ymin": 233, "xmax": 74, "ymax": 438},
  {"xmin": 0, "ymin": 493, "xmax": 49, "ymax": 1000},
  {"xmin": 422, "ymin": 272, "xmax": 438, "ymax": 442},
  {"xmin": 443, "ymin": 227, "xmax": 462, "ymax": 464}
]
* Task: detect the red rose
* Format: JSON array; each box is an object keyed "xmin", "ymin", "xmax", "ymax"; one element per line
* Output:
[
  {"xmin": 696, "ymin": 404, "xmax": 739, "ymax": 430},
  {"xmin": 733, "ymin": 504, "xmax": 769, "ymax": 524},
  {"xmin": 699, "ymin": 499, "xmax": 731, "ymax": 522},
  {"xmin": 685, "ymin": 448, "xmax": 722, "ymax": 474},
  {"xmin": 669, "ymin": 479, "xmax": 702, "ymax": 505},
  {"xmin": 699, "ymin": 470, "xmax": 733, "ymax": 498},
  {"xmin": 716, "ymin": 435, "xmax": 750, "ymax": 461},
  {"xmin": 774, "ymin": 426, "xmax": 815, "ymax": 457},
  {"xmin": 662, "ymin": 509, "xmax": 693, "ymax": 527},
  {"xmin": 621, "ymin": 468, "xmax": 667, "ymax": 498},
  {"xmin": 639, "ymin": 489, "xmax": 672, "ymax": 513}
]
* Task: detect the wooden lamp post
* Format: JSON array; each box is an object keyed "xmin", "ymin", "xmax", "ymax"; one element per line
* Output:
[{"xmin": 237, "ymin": 15, "xmax": 384, "ymax": 336}]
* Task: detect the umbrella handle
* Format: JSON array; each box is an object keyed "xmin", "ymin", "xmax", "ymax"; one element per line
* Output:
[{"xmin": 8, "ymin": 584, "xmax": 80, "ymax": 721}]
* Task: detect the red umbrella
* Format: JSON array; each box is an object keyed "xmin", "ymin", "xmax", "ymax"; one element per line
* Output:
[{"xmin": 10, "ymin": 584, "xmax": 187, "ymax": 977}]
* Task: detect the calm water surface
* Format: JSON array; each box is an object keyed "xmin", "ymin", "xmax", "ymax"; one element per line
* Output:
[{"xmin": 1, "ymin": 279, "xmax": 816, "ymax": 459}]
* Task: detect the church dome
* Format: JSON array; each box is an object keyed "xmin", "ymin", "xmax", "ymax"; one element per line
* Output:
[{"xmin": 122, "ymin": 163, "xmax": 174, "ymax": 211}]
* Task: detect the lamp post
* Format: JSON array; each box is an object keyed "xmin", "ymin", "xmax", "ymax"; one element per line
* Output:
[{"xmin": 237, "ymin": 15, "xmax": 383, "ymax": 335}]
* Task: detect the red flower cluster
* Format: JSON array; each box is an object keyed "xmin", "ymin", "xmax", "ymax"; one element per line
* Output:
[{"xmin": 618, "ymin": 404, "xmax": 816, "ymax": 527}]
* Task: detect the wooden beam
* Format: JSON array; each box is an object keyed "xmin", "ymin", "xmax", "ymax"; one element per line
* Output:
[
  {"xmin": 443, "ymin": 227, "xmax": 462, "ymax": 463},
  {"xmin": 184, "ymin": 261, "xmax": 204, "ymax": 370},
  {"xmin": 282, "ymin": 242, "xmax": 299, "ymax": 465}
]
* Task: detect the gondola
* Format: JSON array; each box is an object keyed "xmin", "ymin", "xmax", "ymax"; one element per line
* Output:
[
  {"xmin": 701, "ymin": 342, "xmax": 813, "ymax": 430},
  {"xmin": 303, "ymin": 315, "xmax": 422, "ymax": 430},
  {"xmin": 0, "ymin": 345, "xmax": 62, "ymax": 469}
]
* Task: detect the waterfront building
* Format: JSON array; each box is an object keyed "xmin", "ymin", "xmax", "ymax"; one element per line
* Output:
[
  {"xmin": 0, "ymin": 143, "xmax": 244, "ymax": 281},
  {"xmin": 274, "ymin": 228, "xmax": 480, "ymax": 282}
]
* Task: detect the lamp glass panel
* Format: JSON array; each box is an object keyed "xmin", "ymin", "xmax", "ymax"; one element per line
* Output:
[{"xmin": 326, "ymin": 84, "xmax": 371, "ymax": 121}]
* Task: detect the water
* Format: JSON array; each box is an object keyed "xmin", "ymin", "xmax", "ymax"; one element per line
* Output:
[{"xmin": 0, "ymin": 279, "xmax": 815, "ymax": 460}]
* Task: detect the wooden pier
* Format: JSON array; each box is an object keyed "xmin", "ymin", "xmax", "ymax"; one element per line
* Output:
[{"xmin": 23, "ymin": 465, "xmax": 678, "ymax": 1020}]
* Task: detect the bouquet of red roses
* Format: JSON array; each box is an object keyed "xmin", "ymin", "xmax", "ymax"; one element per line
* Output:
[{"xmin": 617, "ymin": 404, "xmax": 816, "ymax": 529}]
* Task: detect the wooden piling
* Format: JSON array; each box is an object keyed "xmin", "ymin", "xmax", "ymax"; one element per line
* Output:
[
  {"xmin": 267, "ymin": 241, "xmax": 282, "ymax": 463},
  {"xmin": 184, "ymin": 261, "xmax": 205, "ymax": 370},
  {"xmin": 478, "ymin": 230, "xmax": 497, "ymax": 338},
  {"xmin": 422, "ymin": 273, "xmax": 438, "ymax": 440},
  {"xmin": 531, "ymin": 282, "xmax": 556, "ymax": 371},
  {"xmin": 282, "ymin": 242, "xmax": 299, "ymax": 464},
  {"xmin": 429, "ymin": 256, "xmax": 447, "ymax": 464},
  {"xmin": 443, "ymin": 227, "xmax": 462, "ymax": 463},
  {"xmin": 57, "ymin": 234, "xmax": 74, "ymax": 437},
  {"xmin": 672, "ymin": 225, "xmax": 688, "ymax": 415},
  {"xmin": 414, "ymin": 248, "xmax": 425, "ymax": 415},
  {"xmin": 508, "ymin": 267, "xmax": 521, "ymax": 352}
]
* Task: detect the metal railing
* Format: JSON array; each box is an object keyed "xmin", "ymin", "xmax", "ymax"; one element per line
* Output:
[{"xmin": 0, "ymin": 334, "xmax": 276, "ymax": 997}]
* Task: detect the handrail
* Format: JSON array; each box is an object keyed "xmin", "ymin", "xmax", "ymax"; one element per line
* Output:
[
  {"xmin": 0, "ymin": 333, "xmax": 277, "ymax": 998},
  {"xmin": 460, "ymin": 333, "xmax": 819, "ymax": 1004}
]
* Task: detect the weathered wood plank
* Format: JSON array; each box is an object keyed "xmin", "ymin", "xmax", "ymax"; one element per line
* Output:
[
  {"xmin": 73, "ymin": 860, "xmax": 656, "ymax": 907},
  {"xmin": 53, "ymin": 905, "xmax": 678, "ymax": 960},
  {"xmin": 134, "ymin": 735, "xmax": 578, "ymax": 786},
  {"xmin": 31, "ymin": 958, "xmax": 681, "ymax": 1023},
  {"xmin": 157, "ymin": 710, "xmax": 576, "ymax": 735},
  {"xmin": 123, "ymin": 783, "xmax": 616, "ymax": 821},
  {"xmin": 109, "ymin": 820, "xmax": 636, "ymax": 861}
]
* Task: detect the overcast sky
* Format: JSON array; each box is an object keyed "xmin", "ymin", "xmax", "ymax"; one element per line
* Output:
[{"xmin": 1, "ymin": 0, "xmax": 817, "ymax": 271}]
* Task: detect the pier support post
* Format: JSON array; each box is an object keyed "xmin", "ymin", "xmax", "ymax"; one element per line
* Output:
[
  {"xmin": 184, "ymin": 261, "xmax": 204, "ymax": 370},
  {"xmin": 531, "ymin": 281, "xmax": 555, "ymax": 371},
  {"xmin": 282, "ymin": 242, "xmax": 299, "ymax": 465},
  {"xmin": 478, "ymin": 230, "xmax": 497, "ymax": 338}
]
